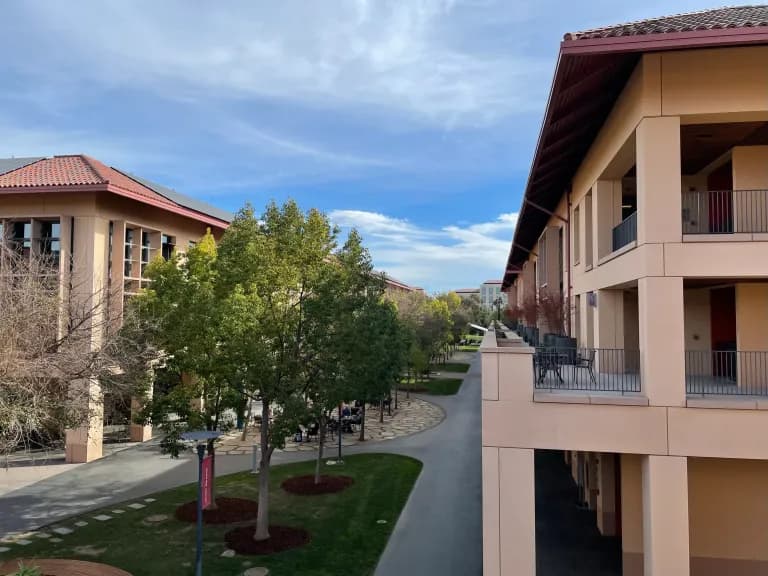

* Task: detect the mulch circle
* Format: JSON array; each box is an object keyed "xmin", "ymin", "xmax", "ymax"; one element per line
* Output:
[
  {"xmin": 175, "ymin": 497, "xmax": 259, "ymax": 524},
  {"xmin": 0, "ymin": 559, "xmax": 132, "ymax": 576},
  {"xmin": 281, "ymin": 474, "xmax": 354, "ymax": 495},
  {"xmin": 225, "ymin": 525, "xmax": 310, "ymax": 555}
]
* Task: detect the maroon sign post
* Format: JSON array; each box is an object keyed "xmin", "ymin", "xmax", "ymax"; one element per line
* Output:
[{"xmin": 201, "ymin": 455, "xmax": 213, "ymax": 510}]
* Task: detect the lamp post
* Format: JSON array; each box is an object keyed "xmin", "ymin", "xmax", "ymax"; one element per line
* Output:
[{"xmin": 181, "ymin": 430, "xmax": 223, "ymax": 576}]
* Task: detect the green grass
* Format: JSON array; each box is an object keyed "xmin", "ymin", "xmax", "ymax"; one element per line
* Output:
[
  {"xmin": 458, "ymin": 345, "xmax": 479, "ymax": 352},
  {"xmin": 431, "ymin": 362, "xmax": 470, "ymax": 374},
  {"xmin": 401, "ymin": 377, "xmax": 464, "ymax": 395},
  {"xmin": 3, "ymin": 454, "xmax": 422, "ymax": 576}
]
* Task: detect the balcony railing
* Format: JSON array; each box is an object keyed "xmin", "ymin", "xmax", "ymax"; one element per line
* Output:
[
  {"xmin": 611, "ymin": 211, "xmax": 637, "ymax": 252},
  {"xmin": 682, "ymin": 189, "xmax": 768, "ymax": 234},
  {"xmin": 686, "ymin": 350, "xmax": 768, "ymax": 396},
  {"xmin": 533, "ymin": 347, "xmax": 641, "ymax": 393}
]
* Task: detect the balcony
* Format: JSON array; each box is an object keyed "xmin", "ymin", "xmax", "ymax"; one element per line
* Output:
[
  {"xmin": 682, "ymin": 189, "xmax": 768, "ymax": 236},
  {"xmin": 686, "ymin": 350, "xmax": 768, "ymax": 397},
  {"xmin": 534, "ymin": 347, "xmax": 641, "ymax": 394},
  {"xmin": 611, "ymin": 211, "xmax": 637, "ymax": 252}
]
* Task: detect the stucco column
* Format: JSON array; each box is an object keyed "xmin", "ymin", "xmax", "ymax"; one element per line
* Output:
[
  {"xmin": 130, "ymin": 388, "xmax": 153, "ymax": 442},
  {"xmin": 642, "ymin": 455, "xmax": 690, "ymax": 576},
  {"xmin": 65, "ymin": 216, "xmax": 110, "ymax": 463},
  {"xmin": 499, "ymin": 448, "xmax": 536, "ymax": 576},
  {"xmin": 597, "ymin": 453, "xmax": 617, "ymax": 537},
  {"xmin": 594, "ymin": 180, "xmax": 620, "ymax": 260},
  {"xmin": 595, "ymin": 289, "xmax": 625, "ymax": 373},
  {"xmin": 639, "ymin": 276, "xmax": 685, "ymax": 406},
  {"xmin": 636, "ymin": 116, "xmax": 682, "ymax": 245}
]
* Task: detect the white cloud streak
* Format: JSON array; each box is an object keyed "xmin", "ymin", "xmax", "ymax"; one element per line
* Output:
[{"xmin": 331, "ymin": 209, "xmax": 517, "ymax": 292}]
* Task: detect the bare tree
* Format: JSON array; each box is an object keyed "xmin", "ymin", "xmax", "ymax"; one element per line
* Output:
[
  {"xmin": 0, "ymin": 245, "xmax": 157, "ymax": 462},
  {"xmin": 538, "ymin": 289, "xmax": 569, "ymax": 336}
]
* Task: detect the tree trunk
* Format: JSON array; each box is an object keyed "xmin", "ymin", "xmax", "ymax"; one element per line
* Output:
[
  {"xmin": 358, "ymin": 401, "xmax": 366, "ymax": 442},
  {"xmin": 240, "ymin": 400, "xmax": 253, "ymax": 442},
  {"xmin": 379, "ymin": 399, "xmax": 385, "ymax": 423},
  {"xmin": 406, "ymin": 369, "xmax": 411, "ymax": 399},
  {"xmin": 314, "ymin": 417, "xmax": 326, "ymax": 485},
  {"xmin": 254, "ymin": 401, "xmax": 271, "ymax": 542},
  {"xmin": 206, "ymin": 440, "xmax": 218, "ymax": 510}
]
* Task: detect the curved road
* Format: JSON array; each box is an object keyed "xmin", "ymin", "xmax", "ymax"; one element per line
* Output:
[{"xmin": 0, "ymin": 354, "xmax": 483, "ymax": 576}]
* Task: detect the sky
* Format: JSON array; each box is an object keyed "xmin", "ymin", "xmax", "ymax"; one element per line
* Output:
[{"xmin": 0, "ymin": 0, "xmax": 710, "ymax": 292}]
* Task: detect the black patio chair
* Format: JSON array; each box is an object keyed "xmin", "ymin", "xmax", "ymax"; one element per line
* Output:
[{"xmin": 573, "ymin": 348, "xmax": 597, "ymax": 386}]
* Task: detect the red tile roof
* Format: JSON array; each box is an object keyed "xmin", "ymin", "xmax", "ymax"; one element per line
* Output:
[
  {"xmin": 0, "ymin": 155, "xmax": 229, "ymax": 227},
  {"xmin": 0, "ymin": 155, "xmax": 102, "ymax": 187},
  {"xmin": 566, "ymin": 4, "xmax": 768, "ymax": 40}
]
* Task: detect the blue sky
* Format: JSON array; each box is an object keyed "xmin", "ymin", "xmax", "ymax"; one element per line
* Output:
[{"xmin": 0, "ymin": 0, "xmax": 708, "ymax": 292}]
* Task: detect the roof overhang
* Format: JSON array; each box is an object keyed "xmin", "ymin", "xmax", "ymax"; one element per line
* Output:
[
  {"xmin": 0, "ymin": 184, "xmax": 229, "ymax": 229},
  {"xmin": 502, "ymin": 25, "xmax": 768, "ymax": 290}
]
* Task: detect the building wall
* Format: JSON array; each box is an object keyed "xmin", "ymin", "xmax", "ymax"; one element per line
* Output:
[{"xmin": 688, "ymin": 457, "xmax": 768, "ymax": 574}]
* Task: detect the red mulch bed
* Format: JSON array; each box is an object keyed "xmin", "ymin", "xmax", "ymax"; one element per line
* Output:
[
  {"xmin": 225, "ymin": 525, "xmax": 310, "ymax": 555},
  {"xmin": 281, "ymin": 474, "xmax": 354, "ymax": 495},
  {"xmin": 175, "ymin": 497, "xmax": 259, "ymax": 524}
]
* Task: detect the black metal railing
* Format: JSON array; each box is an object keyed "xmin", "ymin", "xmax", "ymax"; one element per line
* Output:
[
  {"xmin": 682, "ymin": 190, "xmax": 768, "ymax": 234},
  {"xmin": 533, "ymin": 347, "xmax": 641, "ymax": 393},
  {"xmin": 686, "ymin": 350, "xmax": 768, "ymax": 396},
  {"xmin": 611, "ymin": 211, "xmax": 637, "ymax": 252}
]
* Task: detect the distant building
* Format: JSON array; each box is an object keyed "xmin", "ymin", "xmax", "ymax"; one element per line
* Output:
[
  {"xmin": 480, "ymin": 280, "xmax": 506, "ymax": 308},
  {"xmin": 377, "ymin": 272, "xmax": 423, "ymax": 295},
  {"xmin": 455, "ymin": 287, "xmax": 480, "ymax": 300}
]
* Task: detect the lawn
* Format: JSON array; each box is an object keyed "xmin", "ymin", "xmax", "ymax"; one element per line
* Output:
[
  {"xmin": 401, "ymin": 377, "xmax": 464, "ymax": 395},
  {"xmin": 1, "ymin": 454, "xmax": 422, "ymax": 576},
  {"xmin": 458, "ymin": 345, "xmax": 480, "ymax": 352},
  {"xmin": 431, "ymin": 362, "xmax": 470, "ymax": 373}
]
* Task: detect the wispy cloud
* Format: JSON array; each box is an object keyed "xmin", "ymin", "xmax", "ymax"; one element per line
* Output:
[
  {"xmin": 331, "ymin": 209, "xmax": 517, "ymax": 292},
  {"xmin": 7, "ymin": 1, "xmax": 547, "ymax": 130}
]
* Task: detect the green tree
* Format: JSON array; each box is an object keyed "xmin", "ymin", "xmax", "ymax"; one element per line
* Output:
[
  {"xmin": 215, "ymin": 200, "xmax": 337, "ymax": 542},
  {"xmin": 137, "ymin": 230, "xmax": 235, "ymax": 506},
  {"xmin": 302, "ymin": 230, "xmax": 374, "ymax": 483}
]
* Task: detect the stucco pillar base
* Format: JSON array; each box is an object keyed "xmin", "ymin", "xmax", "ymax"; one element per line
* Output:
[
  {"xmin": 642, "ymin": 455, "xmax": 690, "ymax": 576},
  {"xmin": 65, "ymin": 426, "xmax": 103, "ymax": 463},
  {"xmin": 129, "ymin": 391, "xmax": 153, "ymax": 442}
]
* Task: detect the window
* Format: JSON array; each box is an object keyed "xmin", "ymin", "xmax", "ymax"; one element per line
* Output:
[
  {"xmin": 162, "ymin": 234, "xmax": 176, "ymax": 260},
  {"xmin": 38, "ymin": 220, "xmax": 61, "ymax": 267},
  {"xmin": 585, "ymin": 192, "xmax": 593, "ymax": 267},
  {"xmin": 558, "ymin": 227, "xmax": 564, "ymax": 292},
  {"xmin": 573, "ymin": 205, "xmax": 581, "ymax": 263},
  {"xmin": 124, "ymin": 228, "xmax": 135, "ymax": 277},
  {"xmin": 141, "ymin": 231, "xmax": 152, "ymax": 275},
  {"xmin": 537, "ymin": 232, "xmax": 547, "ymax": 287}
]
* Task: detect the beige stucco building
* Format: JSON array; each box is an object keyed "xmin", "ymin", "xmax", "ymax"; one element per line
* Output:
[
  {"xmin": 0, "ymin": 155, "xmax": 230, "ymax": 463},
  {"xmin": 483, "ymin": 6, "xmax": 768, "ymax": 576}
]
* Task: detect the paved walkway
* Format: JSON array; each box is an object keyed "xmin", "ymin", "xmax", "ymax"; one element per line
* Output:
[
  {"xmin": 217, "ymin": 397, "xmax": 444, "ymax": 455},
  {"xmin": 0, "ymin": 352, "xmax": 482, "ymax": 576}
]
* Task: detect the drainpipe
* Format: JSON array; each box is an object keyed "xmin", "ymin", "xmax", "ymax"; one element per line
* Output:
[{"xmin": 566, "ymin": 187, "xmax": 572, "ymax": 338}]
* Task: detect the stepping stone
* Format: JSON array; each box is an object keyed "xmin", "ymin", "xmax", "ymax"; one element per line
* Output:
[
  {"xmin": 127, "ymin": 503, "xmax": 146, "ymax": 510},
  {"xmin": 376, "ymin": 519, "xmax": 388, "ymax": 524},
  {"xmin": 144, "ymin": 514, "xmax": 169, "ymax": 523},
  {"xmin": 221, "ymin": 549, "xmax": 236, "ymax": 558},
  {"xmin": 75, "ymin": 521, "xmax": 89, "ymax": 527},
  {"xmin": 111, "ymin": 509, "xmax": 125, "ymax": 514},
  {"xmin": 15, "ymin": 539, "xmax": 32, "ymax": 546},
  {"xmin": 52, "ymin": 527, "xmax": 74, "ymax": 535},
  {"xmin": 50, "ymin": 538, "xmax": 63, "ymax": 543},
  {"xmin": 93, "ymin": 515, "xmax": 112, "ymax": 521},
  {"xmin": 243, "ymin": 568, "xmax": 269, "ymax": 576},
  {"xmin": 0, "ymin": 547, "xmax": 10, "ymax": 553},
  {"xmin": 144, "ymin": 498, "xmax": 156, "ymax": 503},
  {"xmin": 36, "ymin": 533, "xmax": 52, "ymax": 539}
]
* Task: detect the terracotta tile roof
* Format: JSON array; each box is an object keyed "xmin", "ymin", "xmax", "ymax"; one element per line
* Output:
[
  {"xmin": 565, "ymin": 4, "xmax": 768, "ymax": 40},
  {"xmin": 0, "ymin": 155, "xmax": 103, "ymax": 187},
  {"xmin": 0, "ymin": 155, "xmax": 229, "ymax": 227}
]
